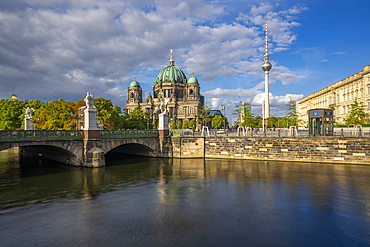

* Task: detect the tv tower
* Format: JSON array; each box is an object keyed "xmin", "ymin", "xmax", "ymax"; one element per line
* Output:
[{"xmin": 262, "ymin": 21, "xmax": 272, "ymax": 118}]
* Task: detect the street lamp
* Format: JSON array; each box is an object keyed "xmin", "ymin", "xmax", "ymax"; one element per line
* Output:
[
  {"xmin": 32, "ymin": 117, "xmax": 40, "ymax": 130},
  {"xmin": 97, "ymin": 120, "xmax": 104, "ymax": 130},
  {"xmin": 70, "ymin": 112, "xmax": 81, "ymax": 130},
  {"xmin": 221, "ymin": 105, "xmax": 226, "ymax": 130}
]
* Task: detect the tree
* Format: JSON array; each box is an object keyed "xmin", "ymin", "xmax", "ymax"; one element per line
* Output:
[
  {"xmin": 212, "ymin": 115, "xmax": 224, "ymax": 129},
  {"xmin": 34, "ymin": 99, "xmax": 74, "ymax": 130},
  {"xmin": 170, "ymin": 121, "xmax": 177, "ymax": 129},
  {"xmin": 177, "ymin": 121, "xmax": 182, "ymax": 129},
  {"xmin": 183, "ymin": 120, "xmax": 189, "ymax": 129},
  {"xmin": 286, "ymin": 97, "xmax": 298, "ymax": 127},
  {"xmin": 232, "ymin": 102, "xmax": 241, "ymax": 126},
  {"xmin": 241, "ymin": 108, "xmax": 255, "ymax": 128},
  {"xmin": 0, "ymin": 99, "xmax": 27, "ymax": 130},
  {"xmin": 198, "ymin": 105, "xmax": 211, "ymax": 127},
  {"xmin": 345, "ymin": 99, "xmax": 368, "ymax": 126},
  {"xmin": 94, "ymin": 98, "xmax": 124, "ymax": 129},
  {"xmin": 126, "ymin": 105, "xmax": 147, "ymax": 130},
  {"xmin": 189, "ymin": 119, "xmax": 196, "ymax": 130}
]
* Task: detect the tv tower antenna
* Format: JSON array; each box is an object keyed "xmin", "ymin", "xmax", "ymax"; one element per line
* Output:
[{"xmin": 262, "ymin": 21, "xmax": 272, "ymax": 119}]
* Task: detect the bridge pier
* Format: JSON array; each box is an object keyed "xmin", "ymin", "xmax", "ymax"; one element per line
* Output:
[{"xmin": 83, "ymin": 139, "xmax": 105, "ymax": 167}]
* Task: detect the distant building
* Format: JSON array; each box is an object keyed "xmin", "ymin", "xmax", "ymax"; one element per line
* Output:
[
  {"xmin": 297, "ymin": 64, "xmax": 370, "ymax": 126},
  {"xmin": 125, "ymin": 50, "xmax": 203, "ymax": 127}
]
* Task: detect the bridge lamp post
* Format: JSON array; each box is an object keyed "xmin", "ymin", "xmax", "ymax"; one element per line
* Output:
[
  {"xmin": 70, "ymin": 112, "xmax": 81, "ymax": 130},
  {"xmin": 32, "ymin": 117, "xmax": 40, "ymax": 130},
  {"xmin": 97, "ymin": 120, "xmax": 104, "ymax": 130}
]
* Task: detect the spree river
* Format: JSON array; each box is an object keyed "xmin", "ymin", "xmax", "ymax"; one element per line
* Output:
[{"xmin": 1, "ymin": 148, "xmax": 370, "ymax": 246}]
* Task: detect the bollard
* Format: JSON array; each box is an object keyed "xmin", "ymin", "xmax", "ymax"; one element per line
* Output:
[
  {"xmin": 278, "ymin": 129, "xmax": 280, "ymax": 137},
  {"xmin": 341, "ymin": 128, "xmax": 344, "ymax": 137},
  {"xmin": 359, "ymin": 128, "xmax": 362, "ymax": 138},
  {"xmin": 264, "ymin": 130, "xmax": 266, "ymax": 137}
]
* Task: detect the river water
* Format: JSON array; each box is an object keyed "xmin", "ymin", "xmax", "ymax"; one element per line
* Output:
[{"xmin": 1, "ymin": 148, "xmax": 370, "ymax": 246}]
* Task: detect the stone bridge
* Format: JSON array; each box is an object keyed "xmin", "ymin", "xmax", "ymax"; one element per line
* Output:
[{"xmin": 0, "ymin": 130, "xmax": 172, "ymax": 167}]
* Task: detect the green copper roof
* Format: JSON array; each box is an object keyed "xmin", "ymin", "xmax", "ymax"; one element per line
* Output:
[
  {"xmin": 154, "ymin": 65, "xmax": 187, "ymax": 85},
  {"xmin": 129, "ymin": 78, "xmax": 140, "ymax": 87},
  {"xmin": 188, "ymin": 75, "xmax": 198, "ymax": 84}
]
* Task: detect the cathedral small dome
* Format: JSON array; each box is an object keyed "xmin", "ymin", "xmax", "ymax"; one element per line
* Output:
[
  {"xmin": 129, "ymin": 77, "xmax": 140, "ymax": 87},
  {"xmin": 188, "ymin": 73, "xmax": 198, "ymax": 84}
]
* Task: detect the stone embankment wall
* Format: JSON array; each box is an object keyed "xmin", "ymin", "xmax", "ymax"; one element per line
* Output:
[{"xmin": 172, "ymin": 137, "xmax": 370, "ymax": 164}]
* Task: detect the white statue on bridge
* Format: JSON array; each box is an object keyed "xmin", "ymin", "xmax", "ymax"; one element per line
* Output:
[
  {"xmin": 159, "ymin": 98, "xmax": 168, "ymax": 115},
  {"xmin": 84, "ymin": 92, "xmax": 96, "ymax": 109},
  {"xmin": 24, "ymin": 107, "xmax": 34, "ymax": 119},
  {"xmin": 24, "ymin": 107, "xmax": 35, "ymax": 130}
]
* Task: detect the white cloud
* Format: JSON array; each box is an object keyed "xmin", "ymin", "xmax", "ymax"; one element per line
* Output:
[{"xmin": 0, "ymin": 0, "xmax": 307, "ymax": 108}]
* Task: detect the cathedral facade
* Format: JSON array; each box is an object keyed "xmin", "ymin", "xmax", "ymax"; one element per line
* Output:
[{"xmin": 125, "ymin": 51, "xmax": 203, "ymax": 127}]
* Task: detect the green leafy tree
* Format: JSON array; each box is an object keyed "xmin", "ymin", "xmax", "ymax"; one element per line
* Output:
[
  {"xmin": 232, "ymin": 102, "xmax": 241, "ymax": 126},
  {"xmin": 241, "ymin": 108, "xmax": 255, "ymax": 128},
  {"xmin": 170, "ymin": 120, "xmax": 177, "ymax": 129},
  {"xmin": 94, "ymin": 98, "xmax": 124, "ymax": 129},
  {"xmin": 345, "ymin": 99, "xmax": 369, "ymax": 126},
  {"xmin": 0, "ymin": 99, "xmax": 27, "ymax": 130},
  {"xmin": 189, "ymin": 119, "xmax": 196, "ymax": 130},
  {"xmin": 183, "ymin": 120, "xmax": 189, "ymax": 129},
  {"xmin": 33, "ymin": 99, "xmax": 75, "ymax": 130},
  {"xmin": 177, "ymin": 121, "xmax": 182, "ymax": 129},
  {"xmin": 126, "ymin": 105, "xmax": 147, "ymax": 130},
  {"xmin": 211, "ymin": 115, "xmax": 224, "ymax": 129},
  {"xmin": 198, "ymin": 105, "xmax": 211, "ymax": 127},
  {"xmin": 286, "ymin": 97, "xmax": 298, "ymax": 127}
]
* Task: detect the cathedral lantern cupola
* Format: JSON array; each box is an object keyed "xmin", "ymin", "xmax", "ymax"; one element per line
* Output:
[
  {"xmin": 127, "ymin": 77, "xmax": 142, "ymax": 104},
  {"xmin": 186, "ymin": 72, "xmax": 200, "ymax": 99}
]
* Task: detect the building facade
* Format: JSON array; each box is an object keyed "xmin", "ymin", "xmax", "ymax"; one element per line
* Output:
[
  {"xmin": 297, "ymin": 64, "xmax": 370, "ymax": 126},
  {"xmin": 126, "ymin": 51, "xmax": 202, "ymax": 127}
]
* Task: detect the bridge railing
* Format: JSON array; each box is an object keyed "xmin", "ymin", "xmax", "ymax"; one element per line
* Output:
[
  {"xmin": 0, "ymin": 130, "xmax": 83, "ymax": 141},
  {"xmin": 99, "ymin": 129, "xmax": 159, "ymax": 138},
  {"xmin": 169, "ymin": 129, "xmax": 181, "ymax": 137}
]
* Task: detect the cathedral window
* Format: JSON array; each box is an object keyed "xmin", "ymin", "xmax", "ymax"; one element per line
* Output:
[
  {"xmin": 190, "ymin": 89, "xmax": 193, "ymax": 95},
  {"xmin": 131, "ymin": 93, "xmax": 134, "ymax": 98}
]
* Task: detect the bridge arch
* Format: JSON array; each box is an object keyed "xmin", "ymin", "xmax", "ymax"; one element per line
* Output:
[
  {"xmin": 0, "ymin": 140, "xmax": 84, "ymax": 166},
  {"xmin": 101, "ymin": 137, "xmax": 160, "ymax": 157}
]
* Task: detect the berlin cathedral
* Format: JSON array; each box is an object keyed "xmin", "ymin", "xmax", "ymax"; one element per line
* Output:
[{"xmin": 125, "ymin": 50, "xmax": 203, "ymax": 127}]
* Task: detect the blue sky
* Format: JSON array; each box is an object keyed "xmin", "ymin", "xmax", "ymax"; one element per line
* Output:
[{"xmin": 0, "ymin": 0, "xmax": 369, "ymax": 121}]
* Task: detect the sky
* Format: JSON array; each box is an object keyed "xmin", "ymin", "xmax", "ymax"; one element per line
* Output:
[{"xmin": 0, "ymin": 0, "xmax": 369, "ymax": 121}]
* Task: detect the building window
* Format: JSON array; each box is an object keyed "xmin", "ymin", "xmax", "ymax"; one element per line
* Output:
[{"xmin": 368, "ymin": 86, "xmax": 370, "ymax": 95}]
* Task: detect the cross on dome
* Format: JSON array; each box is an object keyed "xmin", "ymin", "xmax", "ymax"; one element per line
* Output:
[{"xmin": 169, "ymin": 49, "xmax": 175, "ymax": 66}]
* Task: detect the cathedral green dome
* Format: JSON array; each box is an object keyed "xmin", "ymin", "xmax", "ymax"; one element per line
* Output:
[
  {"xmin": 187, "ymin": 73, "xmax": 198, "ymax": 84},
  {"xmin": 129, "ymin": 78, "xmax": 140, "ymax": 87},
  {"xmin": 154, "ymin": 50, "xmax": 187, "ymax": 85},
  {"xmin": 155, "ymin": 65, "xmax": 187, "ymax": 85}
]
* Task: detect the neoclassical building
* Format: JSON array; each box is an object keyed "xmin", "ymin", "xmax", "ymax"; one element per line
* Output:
[
  {"xmin": 297, "ymin": 64, "xmax": 370, "ymax": 126},
  {"xmin": 126, "ymin": 51, "xmax": 203, "ymax": 127}
]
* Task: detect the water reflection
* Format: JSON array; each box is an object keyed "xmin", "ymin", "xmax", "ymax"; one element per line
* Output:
[{"xmin": 1, "ymin": 151, "xmax": 370, "ymax": 246}]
